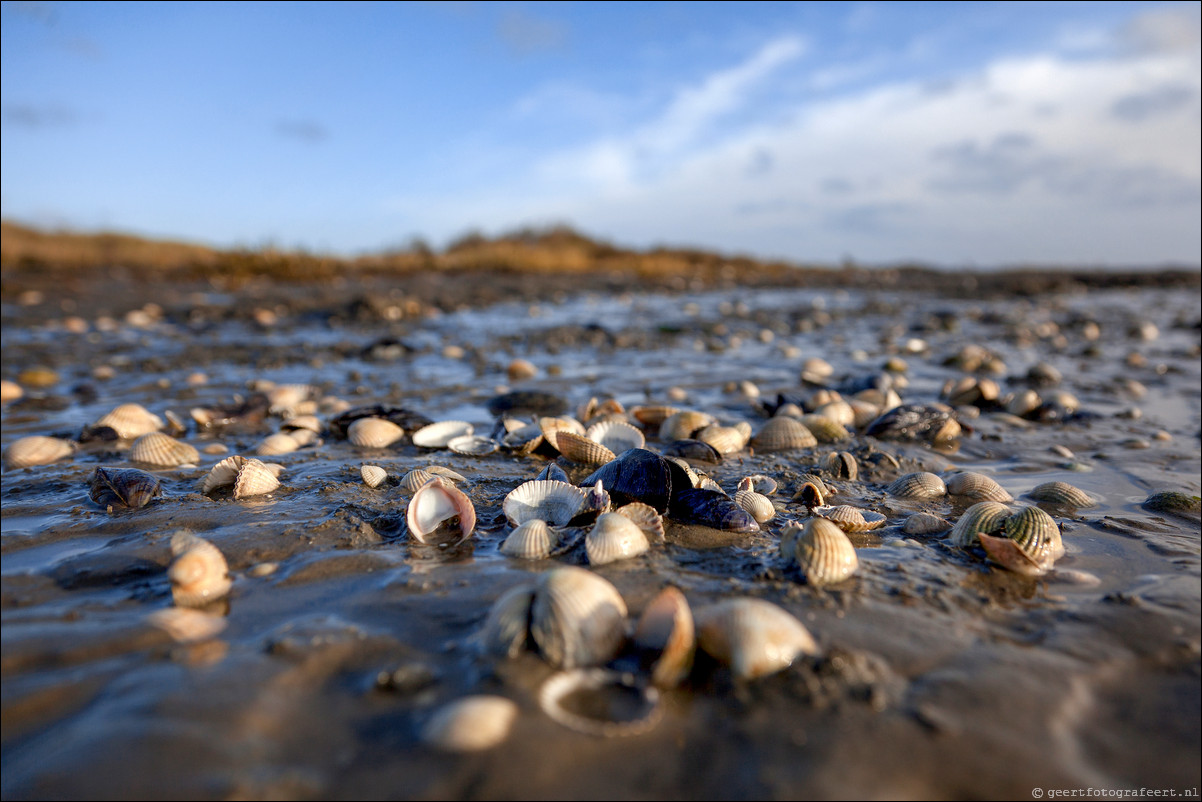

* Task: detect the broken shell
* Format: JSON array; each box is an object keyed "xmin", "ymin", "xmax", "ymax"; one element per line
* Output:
[
  {"xmin": 347, "ymin": 417, "xmax": 405, "ymax": 448},
  {"xmin": 750, "ymin": 416, "xmax": 817, "ymax": 452},
  {"xmin": 794, "ymin": 518, "xmax": 859, "ymax": 587},
  {"xmin": 361, "ymin": 465, "xmax": 388, "ymax": 488},
  {"xmin": 585, "ymin": 512, "xmax": 651, "ymax": 566},
  {"xmin": 735, "ymin": 488, "xmax": 776, "ymax": 523},
  {"xmin": 168, "ymin": 531, "xmax": 231, "ymax": 607},
  {"xmin": 556, "ymin": 430, "xmax": 617, "ymax": 466},
  {"xmin": 500, "ymin": 518, "xmax": 559, "ymax": 560},
  {"xmin": 741, "ymin": 474, "xmax": 778, "ymax": 495},
  {"xmin": 811, "ymin": 505, "xmax": 887, "ymax": 532},
  {"xmin": 946, "ymin": 472, "xmax": 1013, "ymax": 503},
  {"xmin": 539, "ymin": 669, "xmax": 662, "ymax": 737},
  {"xmin": 129, "ymin": 431, "xmax": 200, "ymax": 467},
  {"xmin": 530, "ymin": 566, "xmax": 628, "ymax": 669},
  {"xmin": 694, "ymin": 598, "xmax": 819, "ymax": 680},
  {"xmin": 406, "ymin": 477, "xmax": 476, "ymax": 546},
  {"xmin": 948, "ymin": 501, "xmax": 1011, "ymax": 548},
  {"xmin": 585, "ymin": 419, "xmax": 645, "ymax": 455},
  {"xmin": 504, "ymin": 480, "xmax": 587, "ymax": 527},
  {"xmin": 411, "ymin": 420, "xmax": 474, "ymax": 448},
  {"xmin": 794, "ymin": 480, "xmax": 826, "ymax": 510},
  {"xmin": 902, "ymin": 512, "xmax": 951, "ymax": 536},
  {"xmin": 1028, "ymin": 481, "xmax": 1096, "ymax": 508},
  {"xmin": 3, "ymin": 435, "xmax": 75, "ymax": 468},
  {"xmin": 421, "ymin": 695, "xmax": 518, "ymax": 752},
  {"xmin": 823, "ymin": 451, "xmax": 858, "ymax": 481},
  {"xmin": 887, "ymin": 472, "xmax": 947, "ymax": 500},
  {"xmin": 89, "ymin": 466, "xmax": 162, "ymax": 509},
  {"xmin": 95, "ymin": 403, "xmax": 163, "ymax": 439},
  {"xmin": 633, "ymin": 586, "xmax": 694, "ymax": 688},
  {"xmin": 613, "ymin": 501, "xmax": 665, "ymax": 543},
  {"xmin": 446, "ymin": 434, "xmax": 499, "ymax": 456}
]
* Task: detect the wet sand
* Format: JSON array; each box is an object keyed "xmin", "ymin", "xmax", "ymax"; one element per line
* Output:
[{"xmin": 2, "ymin": 266, "xmax": 1199, "ymax": 800}]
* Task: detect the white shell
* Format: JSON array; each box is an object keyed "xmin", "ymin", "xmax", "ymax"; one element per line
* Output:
[
  {"xmin": 633, "ymin": 586, "xmax": 694, "ymax": 688},
  {"xmin": 694, "ymin": 598, "xmax": 818, "ymax": 680},
  {"xmin": 3, "ymin": 435, "xmax": 75, "ymax": 468},
  {"xmin": 903, "ymin": 512, "xmax": 951, "ymax": 535},
  {"xmin": 735, "ymin": 489, "xmax": 776, "ymax": 523},
  {"xmin": 503, "ymin": 480, "xmax": 587, "ymax": 527},
  {"xmin": 253, "ymin": 432, "xmax": 302, "ymax": 456},
  {"xmin": 421, "ymin": 695, "xmax": 518, "ymax": 752},
  {"xmin": 411, "ymin": 420, "xmax": 474, "ymax": 448},
  {"xmin": 130, "ymin": 432, "xmax": 200, "ymax": 467},
  {"xmin": 500, "ymin": 519, "xmax": 558, "ymax": 560},
  {"xmin": 201, "ymin": 455, "xmax": 281, "ymax": 498},
  {"xmin": 406, "ymin": 477, "xmax": 476, "ymax": 546},
  {"xmin": 794, "ymin": 518, "xmax": 858, "ymax": 586},
  {"xmin": 750, "ymin": 417, "xmax": 817, "ymax": 452},
  {"xmin": 361, "ymin": 465, "xmax": 388, "ymax": 488},
  {"xmin": 585, "ymin": 512, "xmax": 650, "ymax": 565},
  {"xmin": 347, "ymin": 417, "xmax": 405, "ymax": 448},
  {"xmin": 479, "ymin": 583, "xmax": 536, "ymax": 659},
  {"xmin": 95, "ymin": 403, "xmax": 163, "ymax": 439},
  {"xmin": 168, "ymin": 531, "xmax": 231, "ymax": 607},
  {"xmin": 613, "ymin": 502, "xmax": 665, "ymax": 543},
  {"xmin": 538, "ymin": 669, "xmax": 662, "ymax": 737},
  {"xmin": 811, "ymin": 505, "xmax": 887, "ymax": 532},
  {"xmin": 447, "ymin": 434, "xmax": 499, "ymax": 455},
  {"xmin": 530, "ymin": 566, "xmax": 628, "ymax": 669},
  {"xmin": 585, "ymin": 419, "xmax": 645, "ymax": 454}
]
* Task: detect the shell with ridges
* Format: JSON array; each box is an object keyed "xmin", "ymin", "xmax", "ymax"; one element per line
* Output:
[
  {"xmin": 347, "ymin": 417, "xmax": 405, "ymax": 448},
  {"xmin": 530, "ymin": 566, "xmax": 628, "ymax": 669},
  {"xmin": 407, "ymin": 477, "xmax": 476, "ymax": 546},
  {"xmin": 1005, "ymin": 504, "xmax": 1063, "ymax": 561},
  {"xmin": 500, "ymin": 519, "xmax": 559, "ymax": 560},
  {"xmin": 1028, "ymin": 481, "xmax": 1096, "ymax": 508},
  {"xmin": 801, "ymin": 413, "xmax": 852, "ymax": 442},
  {"xmin": 232, "ymin": 457, "xmax": 282, "ymax": 499},
  {"xmin": 794, "ymin": 518, "xmax": 859, "ymax": 586},
  {"xmin": 694, "ymin": 598, "xmax": 819, "ymax": 680},
  {"xmin": 903, "ymin": 512, "xmax": 951, "ymax": 536},
  {"xmin": 735, "ymin": 488, "xmax": 776, "ymax": 523},
  {"xmin": 89, "ymin": 466, "xmax": 161, "ymax": 509},
  {"xmin": 695, "ymin": 424, "xmax": 748, "ymax": 456},
  {"xmin": 811, "ymin": 505, "xmax": 886, "ymax": 532},
  {"xmin": 614, "ymin": 501, "xmax": 665, "ymax": 543},
  {"xmin": 538, "ymin": 416, "xmax": 586, "ymax": 452},
  {"xmin": 946, "ymin": 472, "xmax": 1013, "ymax": 503},
  {"xmin": 630, "ymin": 405, "xmax": 680, "ymax": 428},
  {"xmin": 633, "ymin": 586, "xmax": 694, "ymax": 688},
  {"xmin": 95, "ymin": 403, "xmax": 163, "ymax": 439},
  {"xmin": 888, "ymin": 472, "xmax": 947, "ymax": 499},
  {"xmin": 4, "ymin": 435, "xmax": 75, "ymax": 468},
  {"xmin": 556, "ymin": 430, "xmax": 617, "ymax": 466},
  {"xmin": 741, "ymin": 474, "xmax": 778, "ymax": 495},
  {"xmin": 586, "ymin": 512, "xmax": 651, "ymax": 565},
  {"xmin": 129, "ymin": 431, "xmax": 201, "ymax": 466},
  {"xmin": 658, "ymin": 410, "xmax": 716, "ymax": 442},
  {"xmin": 586, "ymin": 419, "xmax": 645, "ymax": 454},
  {"xmin": 168, "ymin": 531, "xmax": 231, "ymax": 607},
  {"xmin": 949, "ymin": 501, "xmax": 1011, "ymax": 547},
  {"xmin": 504, "ymin": 480, "xmax": 587, "ymax": 527},
  {"xmin": 750, "ymin": 416, "xmax": 817, "ymax": 452},
  {"xmin": 823, "ymin": 451, "xmax": 858, "ymax": 481},
  {"xmin": 411, "ymin": 420, "xmax": 474, "ymax": 448},
  {"xmin": 421, "ymin": 695, "xmax": 518, "ymax": 752},
  {"xmin": 361, "ymin": 465, "xmax": 388, "ymax": 488},
  {"xmin": 447, "ymin": 434, "xmax": 499, "ymax": 455}
]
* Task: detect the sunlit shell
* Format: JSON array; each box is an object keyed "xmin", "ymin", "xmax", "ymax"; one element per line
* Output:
[
  {"xmin": 1005, "ymin": 504, "xmax": 1064, "ymax": 562},
  {"xmin": 406, "ymin": 477, "xmax": 476, "ymax": 546},
  {"xmin": 421, "ymin": 695, "xmax": 518, "ymax": 752},
  {"xmin": 773, "ymin": 402, "xmax": 806, "ymax": 419},
  {"xmin": 168, "ymin": 531, "xmax": 231, "ymax": 607},
  {"xmin": 504, "ymin": 480, "xmax": 587, "ymax": 527},
  {"xmin": 946, "ymin": 472, "xmax": 1013, "ymax": 502},
  {"xmin": 794, "ymin": 518, "xmax": 858, "ymax": 587},
  {"xmin": 530, "ymin": 566, "xmax": 628, "ymax": 669},
  {"xmin": 811, "ymin": 400, "xmax": 855, "ymax": 427},
  {"xmin": 633, "ymin": 586, "xmax": 695, "ymax": 688},
  {"xmin": 577, "ymin": 397, "xmax": 625, "ymax": 425},
  {"xmin": 95, "ymin": 403, "xmax": 164, "ymax": 439},
  {"xmin": 507, "ymin": 358, "xmax": 538, "ymax": 382},
  {"xmin": 447, "ymin": 434, "xmax": 499, "ymax": 456},
  {"xmin": 147, "ymin": 607, "xmax": 227, "ymax": 643},
  {"xmin": 538, "ymin": 416, "xmax": 586, "ymax": 452},
  {"xmin": 3, "ymin": 435, "xmax": 75, "ymax": 468},
  {"xmin": 978, "ymin": 532, "xmax": 1052, "ymax": 577},
  {"xmin": 361, "ymin": 464, "xmax": 388, "ymax": 488},
  {"xmin": 556, "ymin": 430, "xmax": 617, "ymax": 466},
  {"xmin": 800, "ymin": 357, "xmax": 834, "ymax": 384},
  {"xmin": 811, "ymin": 505, "xmax": 887, "ymax": 532},
  {"xmin": 629, "ymin": 405, "xmax": 681, "ymax": 427},
  {"xmin": 740, "ymin": 474, "xmax": 778, "ymax": 495},
  {"xmin": 266, "ymin": 383, "xmax": 314, "ymax": 415},
  {"xmin": 849, "ymin": 399, "xmax": 881, "ymax": 429},
  {"xmin": 694, "ymin": 598, "xmax": 819, "ymax": 680},
  {"xmin": 479, "ymin": 583, "xmax": 536, "ymax": 658},
  {"xmin": 538, "ymin": 669, "xmax": 662, "ymax": 737},
  {"xmin": 696, "ymin": 475, "xmax": 724, "ymax": 494},
  {"xmin": 347, "ymin": 417, "xmax": 405, "ymax": 448},
  {"xmin": 658, "ymin": 410, "xmax": 715, "ymax": 442},
  {"xmin": 89, "ymin": 466, "xmax": 161, "ymax": 509},
  {"xmin": 793, "ymin": 480, "xmax": 827, "ymax": 510},
  {"xmin": 254, "ymin": 432, "xmax": 304, "ymax": 456},
  {"xmin": 232, "ymin": 457, "xmax": 282, "ymax": 499},
  {"xmin": 735, "ymin": 489, "xmax": 776, "ymax": 523},
  {"xmin": 902, "ymin": 512, "xmax": 951, "ymax": 536},
  {"xmin": 948, "ymin": 501, "xmax": 1011, "ymax": 548},
  {"xmin": 586, "ymin": 419, "xmax": 645, "ymax": 455},
  {"xmin": 780, "ymin": 521, "xmax": 804, "ymax": 559},
  {"xmin": 282, "ymin": 414, "xmax": 322, "ymax": 433},
  {"xmin": 126, "ymin": 431, "xmax": 198, "ymax": 467},
  {"xmin": 1028, "ymin": 481, "xmax": 1096, "ymax": 508},
  {"xmin": 750, "ymin": 416, "xmax": 817, "ymax": 452},
  {"xmin": 614, "ymin": 501, "xmax": 665, "ymax": 543},
  {"xmin": 1006, "ymin": 389, "xmax": 1043, "ymax": 418},
  {"xmin": 501, "ymin": 421, "xmax": 545, "ymax": 455},
  {"xmin": 823, "ymin": 451, "xmax": 858, "ymax": 481},
  {"xmin": 0, "ymin": 379, "xmax": 23, "ymax": 404},
  {"xmin": 500, "ymin": 518, "xmax": 559, "ymax": 560},
  {"xmin": 411, "ymin": 420, "xmax": 474, "ymax": 448},
  {"xmin": 887, "ymin": 472, "xmax": 947, "ymax": 500},
  {"xmin": 799, "ymin": 413, "xmax": 852, "ymax": 443},
  {"xmin": 695, "ymin": 424, "xmax": 748, "ymax": 456},
  {"xmin": 585, "ymin": 512, "xmax": 650, "ymax": 565}
]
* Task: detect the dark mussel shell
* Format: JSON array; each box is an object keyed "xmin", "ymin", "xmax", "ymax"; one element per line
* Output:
[
  {"xmin": 89, "ymin": 467, "xmax": 162, "ymax": 509},
  {"xmin": 581, "ymin": 448, "xmax": 687, "ymax": 514},
  {"xmin": 662, "ymin": 439, "xmax": 723, "ymax": 464},
  {"xmin": 863, "ymin": 402, "xmax": 956, "ymax": 441},
  {"xmin": 668, "ymin": 488, "xmax": 759, "ymax": 533},
  {"xmin": 329, "ymin": 405, "xmax": 434, "ymax": 439},
  {"xmin": 486, "ymin": 391, "xmax": 569, "ymax": 419},
  {"xmin": 535, "ymin": 462, "xmax": 572, "ymax": 484}
]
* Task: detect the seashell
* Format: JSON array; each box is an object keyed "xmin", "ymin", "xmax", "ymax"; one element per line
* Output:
[
  {"xmin": 662, "ymin": 439, "xmax": 723, "ymax": 463},
  {"xmin": 1004, "ymin": 504, "xmax": 1063, "ymax": 561},
  {"xmin": 447, "ymin": 434, "xmax": 499, "ymax": 456},
  {"xmin": 1028, "ymin": 481, "xmax": 1096, "ymax": 508},
  {"xmin": 89, "ymin": 467, "xmax": 161, "ymax": 509},
  {"xmin": 669, "ymin": 488, "xmax": 760, "ymax": 533},
  {"xmin": 535, "ymin": 462, "xmax": 571, "ymax": 484},
  {"xmin": 586, "ymin": 512, "xmax": 651, "ymax": 565},
  {"xmin": 978, "ymin": 531, "xmax": 1052, "ymax": 577},
  {"xmin": 504, "ymin": 480, "xmax": 587, "ymax": 527},
  {"xmin": 255, "ymin": 432, "xmax": 304, "ymax": 456},
  {"xmin": 887, "ymin": 472, "xmax": 947, "ymax": 499},
  {"xmin": 95, "ymin": 403, "xmax": 163, "ymax": 439},
  {"xmin": 948, "ymin": 501, "xmax": 1011, "ymax": 547},
  {"xmin": 411, "ymin": 420, "xmax": 474, "ymax": 448},
  {"xmin": 812, "ymin": 400, "xmax": 855, "ymax": 427},
  {"xmin": 629, "ymin": 405, "xmax": 681, "ymax": 428},
  {"xmin": 265, "ymin": 383, "xmax": 315, "ymax": 415},
  {"xmin": 582, "ymin": 448, "xmax": 683, "ymax": 513},
  {"xmin": 501, "ymin": 421, "xmax": 545, "ymax": 455},
  {"xmin": 507, "ymin": 358, "xmax": 538, "ymax": 382},
  {"xmin": 773, "ymin": 402, "xmax": 806, "ymax": 419},
  {"xmin": 750, "ymin": 416, "xmax": 817, "ymax": 452},
  {"xmin": 823, "ymin": 451, "xmax": 858, "ymax": 481},
  {"xmin": 232, "ymin": 457, "xmax": 282, "ymax": 499},
  {"xmin": 1, "ymin": 379, "xmax": 23, "ymax": 404},
  {"xmin": 794, "ymin": 479, "xmax": 827, "ymax": 510},
  {"xmin": 579, "ymin": 481, "xmax": 613, "ymax": 520},
  {"xmin": 614, "ymin": 501, "xmax": 665, "ymax": 543},
  {"xmin": 799, "ymin": 413, "xmax": 852, "ymax": 442},
  {"xmin": 282, "ymin": 414, "xmax": 322, "ymax": 433},
  {"xmin": 695, "ymin": 424, "xmax": 748, "ymax": 456},
  {"xmin": 945, "ymin": 472, "xmax": 1013, "ymax": 503},
  {"xmin": 849, "ymin": 399, "xmax": 881, "ymax": 429},
  {"xmin": 585, "ymin": 419, "xmax": 645, "ymax": 455},
  {"xmin": 539, "ymin": 669, "xmax": 662, "ymax": 737},
  {"xmin": 658, "ymin": 410, "xmax": 716, "ymax": 442},
  {"xmin": 780, "ymin": 521, "xmax": 804, "ymax": 559},
  {"xmin": 695, "ymin": 474, "xmax": 724, "ymax": 494},
  {"xmin": 479, "ymin": 583, "xmax": 536, "ymax": 658},
  {"xmin": 147, "ymin": 607, "xmax": 227, "ymax": 643},
  {"xmin": 538, "ymin": 416, "xmax": 586, "ymax": 452},
  {"xmin": 4, "ymin": 435, "xmax": 75, "ymax": 468},
  {"xmin": 330, "ymin": 405, "xmax": 432, "ymax": 439},
  {"xmin": 633, "ymin": 586, "xmax": 694, "ymax": 688},
  {"xmin": 347, "ymin": 417, "xmax": 405, "ymax": 448},
  {"xmin": 361, "ymin": 465, "xmax": 388, "ymax": 488},
  {"xmin": 407, "ymin": 477, "xmax": 476, "ymax": 546},
  {"xmin": 794, "ymin": 518, "xmax": 858, "ymax": 587},
  {"xmin": 421, "ymin": 695, "xmax": 518, "ymax": 752},
  {"xmin": 694, "ymin": 598, "xmax": 819, "ymax": 680},
  {"xmin": 864, "ymin": 402, "xmax": 957, "ymax": 442},
  {"xmin": 168, "ymin": 531, "xmax": 231, "ymax": 607},
  {"xmin": 400, "ymin": 468, "xmax": 436, "ymax": 492},
  {"xmin": 800, "ymin": 357, "xmax": 834, "ymax": 384},
  {"xmin": 811, "ymin": 505, "xmax": 886, "ymax": 532},
  {"xmin": 500, "ymin": 518, "xmax": 559, "ymax": 560},
  {"xmin": 556, "ymin": 430, "xmax": 617, "ymax": 466},
  {"xmin": 1142, "ymin": 491, "xmax": 1201, "ymax": 517},
  {"xmin": 740, "ymin": 474, "xmax": 778, "ymax": 495},
  {"xmin": 127, "ymin": 431, "xmax": 201, "ymax": 466},
  {"xmin": 530, "ymin": 567, "xmax": 628, "ymax": 669},
  {"xmin": 903, "ymin": 512, "xmax": 951, "ymax": 536},
  {"xmin": 735, "ymin": 488, "xmax": 776, "ymax": 523}
]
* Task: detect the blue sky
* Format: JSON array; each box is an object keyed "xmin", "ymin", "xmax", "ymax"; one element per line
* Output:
[{"xmin": 2, "ymin": 1, "xmax": 1199, "ymax": 267}]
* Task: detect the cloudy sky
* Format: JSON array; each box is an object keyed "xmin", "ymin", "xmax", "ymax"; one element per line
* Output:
[{"xmin": 2, "ymin": 1, "xmax": 1199, "ymax": 267}]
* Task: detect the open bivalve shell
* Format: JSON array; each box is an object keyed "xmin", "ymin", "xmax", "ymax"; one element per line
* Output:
[
  {"xmin": 447, "ymin": 434, "xmax": 499, "ymax": 455},
  {"xmin": 585, "ymin": 419, "xmax": 645, "ymax": 455},
  {"xmin": 89, "ymin": 466, "xmax": 161, "ymax": 509},
  {"xmin": 555, "ymin": 430, "xmax": 616, "ymax": 466},
  {"xmin": 530, "ymin": 567, "xmax": 628, "ymax": 669},
  {"xmin": 504, "ymin": 480, "xmax": 587, "ymax": 527},
  {"xmin": 811, "ymin": 505, "xmax": 886, "ymax": 532},
  {"xmin": 201, "ymin": 455, "xmax": 283, "ymax": 499},
  {"xmin": 168, "ymin": 531, "xmax": 231, "ymax": 608},
  {"xmin": 406, "ymin": 476, "xmax": 476, "ymax": 546},
  {"xmin": 694, "ymin": 598, "xmax": 819, "ymax": 680}
]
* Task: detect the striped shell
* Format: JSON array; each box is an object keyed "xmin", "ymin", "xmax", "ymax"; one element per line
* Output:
[
  {"xmin": 633, "ymin": 586, "xmax": 695, "ymax": 688},
  {"xmin": 530, "ymin": 567, "xmax": 628, "ymax": 669},
  {"xmin": 801, "ymin": 414, "xmax": 852, "ymax": 442},
  {"xmin": 538, "ymin": 416, "xmax": 586, "ymax": 452},
  {"xmin": 253, "ymin": 432, "xmax": 303, "ymax": 456},
  {"xmin": 887, "ymin": 472, "xmax": 947, "ymax": 499},
  {"xmin": 401, "ymin": 466, "xmax": 467, "ymax": 492},
  {"xmin": 849, "ymin": 400, "xmax": 882, "ymax": 429},
  {"xmin": 130, "ymin": 432, "xmax": 200, "ymax": 467},
  {"xmin": 630, "ymin": 405, "xmax": 681, "ymax": 427},
  {"xmin": 421, "ymin": 696, "xmax": 518, "ymax": 753},
  {"xmin": 503, "ymin": 480, "xmax": 587, "ymax": 527},
  {"xmin": 556, "ymin": 431, "xmax": 617, "ymax": 466},
  {"xmin": 168, "ymin": 531, "xmax": 231, "ymax": 608},
  {"xmin": 735, "ymin": 488, "xmax": 776, "ymax": 523},
  {"xmin": 347, "ymin": 417, "xmax": 405, "ymax": 448},
  {"xmin": 811, "ymin": 505, "xmax": 887, "ymax": 532},
  {"xmin": 411, "ymin": 420, "xmax": 474, "ymax": 448},
  {"xmin": 902, "ymin": 512, "xmax": 951, "ymax": 536},
  {"xmin": 945, "ymin": 472, "xmax": 1013, "ymax": 503},
  {"xmin": 500, "ymin": 519, "xmax": 558, "ymax": 560},
  {"xmin": 361, "ymin": 465, "xmax": 388, "ymax": 488},
  {"xmin": 695, "ymin": 424, "xmax": 748, "ymax": 456},
  {"xmin": 501, "ymin": 421, "xmax": 545, "ymax": 455},
  {"xmin": 694, "ymin": 598, "xmax": 819, "ymax": 680},
  {"xmin": 750, "ymin": 417, "xmax": 817, "ymax": 452},
  {"xmin": 95, "ymin": 403, "xmax": 163, "ymax": 439},
  {"xmin": 585, "ymin": 512, "xmax": 650, "ymax": 565},
  {"xmin": 586, "ymin": 419, "xmax": 645, "ymax": 454},
  {"xmin": 794, "ymin": 518, "xmax": 859, "ymax": 587},
  {"xmin": 406, "ymin": 477, "xmax": 476, "ymax": 546},
  {"xmin": 658, "ymin": 410, "xmax": 716, "ymax": 442},
  {"xmin": 3, "ymin": 435, "xmax": 75, "ymax": 468},
  {"xmin": 614, "ymin": 501, "xmax": 665, "ymax": 543},
  {"xmin": 89, "ymin": 466, "xmax": 161, "ymax": 509},
  {"xmin": 823, "ymin": 451, "xmax": 858, "ymax": 481},
  {"xmin": 740, "ymin": 474, "xmax": 778, "ymax": 495},
  {"xmin": 1027, "ymin": 481, "xmax": 1096, "ymax": 508},
  {"xmin": 948, "ymin": 501, "xmax": 1011, "ymax": 547},
  {"xmin": 1005, "ymin": 504, "xmax": 1064, "ymax": 561},
  {"xmin": 201, "ymin": 455, "xmax": 282, "ymax": 498}
]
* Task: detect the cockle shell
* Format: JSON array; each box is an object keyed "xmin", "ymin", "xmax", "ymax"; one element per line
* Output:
[
  {"xmin": 504, "ymin": 480, "xmax": 587, "ymax": 527},
  {"xmin": 282, "ymin": 414, "xmax": 322, "ymax": 433},
  {"xmin": 530, "ymin": 567, "xmax": 628, "ymax": 669},
  {"xmin": 538, "ymin": 669, "xmax": 662, "ymax": 737},
  {"xmin": 1004, "ymin": 504, "xmax": 1063, "ymax": 561},
  {"xmin": 658, "ymin": 410, "xmax": 716, "ymax": 442},
  {"xmin": 399, "ymin": 466, "xmax": 466, "ymax": 492},
  {"xmin": 347, "ymin": 417, "xmax": 406, "ymax": 448},
  {"xmin": 614, "ymin": 501, "xmax": 665, "ymax": 543},
  {"xmin": 811, "ymin": 401, "xmax": 855, "ymax": 428},
  {"xmin": 95, "ymin": 403, "xmax": 163, "ymax": 439},
  {"xmin": 500, "ymin": 519, "xmax": 559, "ymax": 560},
  {"xmin": 421, "ymin": 696, "xmax": 518, "ymax": 752},
  {"xmin": 945, "ymin": 472, "xmax": 1013, "ymax": 502},
  {"xmin": 586, "ymin": 512, "xmax": 650, "ymax": 565},
  {"xmin": 811, "ymin": 505, "xmax": 886, "ymax": 532},
  {"xmin": 361, "ymin": 465, "xmax": 388, "ymax": 488},
  {"xmin": 265, "ymin": 383, "xmax": 315, "ymax": 415},
  {"xmin": 538, "ymin": 416, "xmax": 586, "ymax": 452},
  {"xmin": 794, "ymin": 518, "xmax": 859, "ymax": 586},
  {"xmin": 130, "ymin": 431, "xmax": 200, "ymax": 467},
  {"xmin": 89, "ymin": 466, "xmax": 161, "ymax": 509},
  {"xmin": 1028, "ymin": 481, "xmax": 1096, "ymax": 508},
  {"xmin": 823, "ymin": 451, "xmax": 858, "ymax": 481},
  {"xmin": 630, "ymin": 405, "xmax": 680, "ymax": 427},
  {"xmin": 948, "ymin": 501, "xmax": 1011, "ymax": 548},
  {"xmin": 168, "ymin": 531, "xmax": 231, "ymax": 607},
  {"xmin": 253, "ymin": 432, "xmax": 303, "ymax": 457},
  {"xmin": 694, "ymin": 598, "xmax": 819, "ymax": 680},
  {"xmin": 750, "ymin": 416, "xmax": 817, "ymax": 452},
  {"xmin": 735, "ymin": 488, "xmax": 776, "ymax": 523},
  {"xmin": 801, "ymin": 413, "xmax": 852, "ymax": 442},
  {"xmin": 888, "ymin": 472, "xmax": 947, "ymax": 499},
  {"xmin": 740, "ymin": 474, "xmax": 778, "ymax": 495},
  {"xmin": 480, "ymin": 583, "xmax": 536, "ymax": 659},
  {"xmin": 501, "ymin": 421, "xmax": 545, "ymax": 455},
  {"xmin": 903, "ymin": 512, "xmax": 951, "ymax": 536},
  {"xmin": 3, "ymin": 435, "xmax": 75, "ymax": 468},
  {"xmin": 556, "ymin": 430, "xmax": 617, "ymax": 466},
  {"xmin": 201, "ymin": 455, "xmax": 282, "ymax": 498},
  {"xmin": 633, "ymin": 586, "xmax": 695, "ymax": 688},
  {"xmin": 586, "ymin": 419, "xmax": 645, "ymax": 454},
  {"xmin": 411, "ymin": 420, "xmax": 474, "ymax": 448},
  {"xmin": 447, "ymin": 434, "xmax": 499, "ymax": 455},
  {"xmin": 406, "ymin": 477, "xmax": 476, "ymax": 546},
  {"xmin": 695, "ymin": 424, "xmax": 749, "ymax": 456}
]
